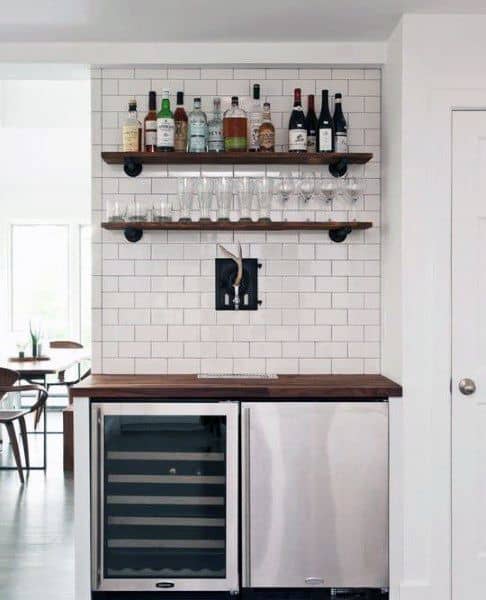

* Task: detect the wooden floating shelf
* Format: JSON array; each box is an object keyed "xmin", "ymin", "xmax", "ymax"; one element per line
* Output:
[
  {"xmin": 101, "ymin": 151, "xmax": 373, "ymax": 166},
  {"xmin": 102, "ymin": 220, "xmax": 372, "ymax": 243}
]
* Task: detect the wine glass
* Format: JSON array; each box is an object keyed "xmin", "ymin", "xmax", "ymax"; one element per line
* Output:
[
  {"xmin": 275, "ymin": 176, "xmax": 294, "ymax": 203},
  {"xmin": 235, "ymin": 177, "xmax": 253, "ymax": 221},
  {"xmin": 198, "ymin": 177, "xmax": 214, "ymax": 222},
  {"xmin": 297, "ymin": 175, "xmax": 315, "ymax": 202},
  {"xmin": 217, "ymin": 177, "xmax": 233, "ymax": 221},
  {"xmin": 178, "ymin": 178, "xmax": 194, "ymax": 222},
  {"xmin": 342, "ymin": 176, "xmax": 365, "ymax": 205},
  {"xmin": 256, "ymin": 177, "xmax": 274, "ymax": 222},
  {"xmin": 318, "ymin": 177, "xmax": 338, "ymax": 205}
]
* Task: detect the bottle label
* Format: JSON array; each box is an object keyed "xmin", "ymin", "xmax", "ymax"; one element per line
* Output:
[
  {"xmin": 208, "ymin": 123, "xmax": 224, "ymax": 151},
  {"xmin": 335, "ymin": 133, "xmax": 348, "ymax": 153},
  {"xmin": 174, "ymin": 120, "xmax": 188, "ymax": 151},
  {"xmin": 157, "ymin": 117, "xmax": 175, "ymax": 148},
  {"xmin": 189, "ymin": 122, "xmax": 207, "ymax": 152},
  {"xmin": 122, "ymin": 125, "xmax": 140, "ymax": 151},
  {"xmin": 319, "ymin": 128, "xmax": 333, "ymax": 152},
  {"xmin": 249, "ymin": 117, "xmax": 262, "ymax": 150},
  {"xmin": 307, "ymin": 134, "xmax": 317, "ymax": 153},
  {"xmin": 223, "ymin": 117, "xmax": 247, "ymax": 151},
  {"xmin": 259, "ymin": 129, "xmax": 275, "ymax": 151},
  {"xmin": 144, "ymin": 120, "xmax": 157, "ymax": 147},
  {"xmin": 289, "ymin": 129, "xmax": 307, "ymax": 151}
]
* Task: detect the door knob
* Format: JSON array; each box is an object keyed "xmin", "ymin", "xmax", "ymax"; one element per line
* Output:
[{"xmin": 459, "ymin": 378, "xmax": 476, "ymax": 395}]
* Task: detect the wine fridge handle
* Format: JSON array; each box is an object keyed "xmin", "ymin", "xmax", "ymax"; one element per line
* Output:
[{"xmin": 241, "ymin": 406, "xmax": 251, "ymax": 587}]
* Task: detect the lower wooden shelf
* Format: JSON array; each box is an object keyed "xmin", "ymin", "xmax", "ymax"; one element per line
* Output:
[{"xmin": 102, "ymin": 220, "xmax": 372, "ymax": 243}]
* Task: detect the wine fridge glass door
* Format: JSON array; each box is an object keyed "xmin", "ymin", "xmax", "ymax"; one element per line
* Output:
[{"xmin": 91, "ymin": 402, "xmax": 239, "ymax": 593}]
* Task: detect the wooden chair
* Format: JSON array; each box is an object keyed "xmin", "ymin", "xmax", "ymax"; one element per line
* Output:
[
  {"xmin": 0, "ymin": 367, "xmax": 48, "ymax": 483},
  {"xmin": 48, "ymin": 340, "xmax": 91, "ymax": 392}
]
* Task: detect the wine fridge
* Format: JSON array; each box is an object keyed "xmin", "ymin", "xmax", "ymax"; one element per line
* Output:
[{"xmin": 90, "ymin": 402, "xmax": 239, "ymax": 593}]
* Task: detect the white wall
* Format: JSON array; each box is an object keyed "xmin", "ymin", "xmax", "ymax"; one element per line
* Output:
[
  {"xmin": 383, "ymin": 13, "xmax": 486, "ymax": 600},
  {"xmin": 0, "ymin": 66, "xmax": 91, "ymax": 342}
]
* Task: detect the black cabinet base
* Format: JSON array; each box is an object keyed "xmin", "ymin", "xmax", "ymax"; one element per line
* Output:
[{"xmin": 92, "ymin": 589, "xmax": 387, "ymax": 600}]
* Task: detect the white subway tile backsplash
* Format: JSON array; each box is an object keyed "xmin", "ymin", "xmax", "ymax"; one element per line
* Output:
[{"xmin": 94, "ymin": 65, "xmax": 382, "ymax": 374}]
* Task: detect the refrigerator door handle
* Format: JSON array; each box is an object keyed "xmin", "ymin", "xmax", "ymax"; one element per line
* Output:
[{"xmin": 241, "ymin": 406, "xmax": 251, "ymax": 587}]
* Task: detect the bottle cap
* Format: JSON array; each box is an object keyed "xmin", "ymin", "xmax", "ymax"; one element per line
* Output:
[
  {"xmin": 214, "ymin": 97, "xmax": 221, "ymax": 107},
  {"xmin": 194, "ymin": 97, "xmax": 201, "ymax": 105},
  {"xmin": 176, "ymin": 91, "xmax": 184, "ymax": 105},
  {"xmin": 253, "ymin": 83, "xmax": 261, "ymax": 100},
  {"xmin": 335, "ymin": 93, "xmax": 342, "ymax": 99},
  {"xmin": 128, "ymin": 99, "xmax": 137, "ymax": 110},
  {"xmin": 231, "ymin": 96, "xmax": 239, "ymax": 104},
  {"xmin": 263, "ymin": 102, "xmax": 271, "ymax": 108},
  {"xmin": 148, "ymin": 91, "xmax": 156, "ymax": 109}
]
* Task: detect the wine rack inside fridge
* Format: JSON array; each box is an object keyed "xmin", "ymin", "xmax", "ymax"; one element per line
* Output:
[{"xmin": 91, "ymin": 402, "xmax": 239, "ymax": 593}]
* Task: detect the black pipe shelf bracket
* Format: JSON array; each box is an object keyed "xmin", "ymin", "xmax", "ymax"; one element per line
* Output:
[
  {"xmin": 328, "ymin": 226, "xmax": 353, "ymax": 243},
  {"xmin": 124, "ymin": 227, "xmax": 144, "ymax": 243},
  {"xmin": 123, "ymin": 157, "xmax": 143, "ymax": 177},
  {"xmin": 328, "ymin": 156, "xmax": 348, "ymax": 178}
]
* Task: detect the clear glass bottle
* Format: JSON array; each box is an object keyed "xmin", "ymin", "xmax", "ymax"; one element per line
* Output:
[
  {"xmin": 248, "ymin": 83, "xmax": 262, "ymax": 151},
  {"xmin": 174, "ymin": 91, "xmax": 188, "ymax": 152},
  {"xmin": 122, "ymin": 99, "xmax": 141, "ymax": 151},
  {"xmin": 258, "ymin": 102, "xmax": 275, "ymax": 152},
  {"xmin": 207, "ymin": 97, "xmax": 224, "ymax": 152},
  {"xmin": 156, "ymin": 90, "xmax": 175, "ymax": 152},
  {"xmin": 223, "ymin": 96, "xmax": 247, "ymax": 152},
  {"xmin": 187, "ymin": 97, "xmax": 208, "ymax": 153}
]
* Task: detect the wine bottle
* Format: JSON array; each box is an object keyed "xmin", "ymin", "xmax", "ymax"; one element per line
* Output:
[
  {"xmin": 288, "ymin": 88, "xmax": 307, "ymax": 152},
  {"xmin": 174, "ymin": 91, "xmax": 188, "ymax": 152},
  {"xmin": 156, "ymin": 90, "xmax": 175, "ymax": 152},
  {"xmin": 317, "ymin": 89, "xmax": 333, "ymax": 152},
  {"xmin": 248, "ymin": 83, "xmax": 262, "ymax": 151},
  {"xmin": 333, "ymin": 93, "xmax": 348, "ymax": 153},
  {"xmin": 144, "ymin": 91, "xmax": 157, "ymax": 152},
  {"xmin": 305, "ymin": 94, "xmax": 317, "ymax": 153}
]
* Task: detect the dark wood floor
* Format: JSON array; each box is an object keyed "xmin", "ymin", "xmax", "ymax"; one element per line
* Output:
[{"xmin": 0, "ymin": 412, "xmax": 73, "ymax": 600}]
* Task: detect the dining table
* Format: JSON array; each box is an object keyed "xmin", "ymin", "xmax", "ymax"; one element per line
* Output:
[{"xmin": 0, "ymin": 347, "xmax": 90, "ymax": 469}]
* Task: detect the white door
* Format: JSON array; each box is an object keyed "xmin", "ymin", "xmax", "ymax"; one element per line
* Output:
[{"xmin": 452, "ymin": 110, "xmax": 486, "ymax": 598}]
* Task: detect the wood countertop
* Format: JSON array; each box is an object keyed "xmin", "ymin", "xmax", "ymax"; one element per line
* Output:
[{"xmin": 70, "ymin": 374, "xmax": 402, "ymax": 400}]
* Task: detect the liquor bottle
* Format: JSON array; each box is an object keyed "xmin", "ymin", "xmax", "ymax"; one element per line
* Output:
[
  {"xmin": 122, "ymin": 99, "xmax": 141, "ymax": 152},
  {"xmin": 333, "ymin": 93, "xmax": 348, "ymax": 153},
  {"xmin": 248, "ymin": 83, "xmax": 262, "ymax": 151},
  {"xmin": 305, "ymin": 94, "xmax": 318, "ymax": 153},
  {"xmin": 174, "ymin": 91, "xmax": 188, "ymax": 152},
  {"xmin": 207, "ymin": 97, "xmax": 224, "ymax": 152},
  {"xmin": 156, "ymin": 90, "xmax": 175, "ymax": 152},
  {"xmin": 144, "ymin": 91, "xmax": 157, "ymax": 152},
  {"xmin": 317, "ymin": 89, "xmax": 333, "ymax": 152},
  {"xmin": 258, "ymin": 102, "xmax": 275, "ymax": 152},
  {"xmin": 288, "ymin": 88, "xmax": 307, "ymax": 152},
  {"xmin": 187, "ymin": 97, "xmax": 208, "ymax": 153},
  {"xmin": 223, "ymin": 96, "xmax": 248, "ymax": 152}
]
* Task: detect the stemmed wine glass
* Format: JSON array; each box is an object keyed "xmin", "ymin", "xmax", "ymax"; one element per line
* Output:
[
  {"xmin": 275, "ymin": 176, "xmax": 294, "ymax": 203},
  {"xmin": 318, "ymin": 177, "xmax": 339, "ymax": 205},
  {"xmin": 297, "ymin": 175, "xmax": 315, "ymax": 202},
  {"xmin": 342, "ymin": 176, "xmax": 365, "ymax": 205}
]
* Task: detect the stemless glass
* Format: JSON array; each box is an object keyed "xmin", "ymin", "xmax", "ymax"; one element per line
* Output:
[
  {"xmin": 198, "ymin": 177, "xmax": 214, "ymax": 222},
  {"xmin": 106, "ymin": 199, "xmax": 127, "ymax": 222},
  {"xmin": 152, "ymin": 197, "xmax": 170, "ymax": 222},
  {"xmin": 256, "ymin": 177, "xmax": 274, "ymax": 222},
  {"xmin": 127, "ymin": 198, "xmax": 148, "ymax": 222},
  {"xmin": 178, "ymin": 178, "xmax": 194, "ymax": 222},
  {"xmin": 217, "ymin": 177, "xmax": 233, "ymax": 221},
  {"xmin": 235, "ymin": 177, "xmax": 253, "ymax": 221}
]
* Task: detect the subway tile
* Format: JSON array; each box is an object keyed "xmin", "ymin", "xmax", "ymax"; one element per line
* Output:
[
  {"xmin": 168, "ymin": 68, "xmax": 201, "ymax": 79},
  {"xmin": 152, "ymin": 341, "xmax": 184, "ymax": 356},
  {"xmin": 332, "ymin": 325, "xmax": 363, "ymax": 341},
  {"xmin": 266, "ymin": 358, "xmax": 299, "ymax": 374},
  {"xmin": 119, "ymin": 341, "xmax": 151, "ymax": 357},
  {"xmin": 103, "ymin": 292, "xmax": 134, "ymax": 308},
  {"xmin": 332, "ymin": 293, "xmax": 364, "ymax": 309},
  {"xmin": 119, "ymin": 244, "xmax": 151, "ymax": 260},
  {"xmin": 332, "ymin": 358, "xmax": 364, "ymax": 374},
  {"xmin": 118, "ymin": 308, "xmax": 151, "ymax": 325},
  {"xmin": 118, "ymin": 276, "xmax": 151, "ymax": 292},
  {"xmin": 266, "ymin": 325, "xmax": 299, "ymax": 341},
  {"xmin": 315, "ymin": 309, "xmax": 348, "ymax": 325},
  {"xmin": 299, "ymin": 358, "xmax": 332, "ymax": 374},
  {"xmin": 349, "ymin": 79, "xmax": 380, "ymax": 97},
  {"xmin": 201, "ymin": 325, "xmax": 233, "ymax": 342},
  {"xmin": 135, "ymin": 358, "xmax": 168, "ymax": 374},
  {"xmin": 283, "ymin": 342, "xmax": 314, "ymax": 357},
  {"xmin": 103, "ymin": 358, "xmax": 135, "ymax": 374},
  {"xmin": 168, "ymin": 325, "xmax": 200, "ymax": 342},
  {"xmin": 103, "ymin": 325, "xmax": 134, "ymax": 341},
  {"xmin": 299, "ymin": 325, "xmax": 331, "ymax": 341},
  {"xmin": 168, "ymin": 358, "xmax": 201, "ymax": 373},
  {"xmin": 184, "ymin": 342, "xmax": 217, "ymax": 358},
  {"xmin": 200, "ymin": 358, "xmax": 233, "ymax": 374},
  {"xmin": 217, "ymin": 342, "xmax": 249, "ymax": 358},
  {"xmin": 136, "ymin": 326, "xmax": 168, "ymax": 342},
  {"xmin": 151, "ymin": 308, "xmax": 184, "ymax": 325},
  {"xmin": 315, "ymin": 342, "xmax": 348, "ymax": 358}
]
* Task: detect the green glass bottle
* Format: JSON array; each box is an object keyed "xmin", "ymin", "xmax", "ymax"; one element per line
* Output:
[{"xmin": 156, "ymin": 90, "xmax": 175, "ymax": 152}]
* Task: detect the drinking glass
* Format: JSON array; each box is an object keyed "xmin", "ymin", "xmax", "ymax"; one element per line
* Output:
[
  {"xmin": 342, "ymin": 176, "xmax": 365, "ymax": 205},
  {"xmin": 106, "ymin": 199, "xmax": 127, "ymax": 222},
  {"xmin": 217, "ymin": 177, "xmax": 233, "ymax": 221},
  {"xmin": 235, "ymin": 177, "xmax": 253, "ymax": 221},
  {"xmin": 297, "ymin": 175, "xmax": 315, "ymax": 202},
  {"xmin": 127, "ymin": 198, "xmax": 148, "ymax": 222},
  {"xmin": 178, "ymin": 178, "xmax": 194, "ymax": 222},
  {"xmin": 275, "ymin": 176, "xmax": 294, "ymax": 203},
  {"xmin": 318, "ymin": 177, "xmax": 339, "ymax": 205},
  {"xmin": 256, "ymin": 177, "xmax": 274, "ymax": 222},
  {"xmin": 198, "ymin": 177, "xmax": 214, "ymax": 222},
  {"xmin": 152, "ymin": 197, "xmax": 170, "ymax": 222}
]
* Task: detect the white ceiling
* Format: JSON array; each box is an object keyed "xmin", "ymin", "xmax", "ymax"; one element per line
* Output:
[{"xmin": 1, "ymin": 0, "xmax": 486, "ymax": 43}]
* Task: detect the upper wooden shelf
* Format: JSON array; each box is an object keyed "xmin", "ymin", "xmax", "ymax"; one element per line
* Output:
[
  {"xmin": 102, "ymin": 151, "xmax": 372, "ymax": 166},
  {"xmin": 101, "ymin": 151, "xmax": 373, "ymax": 177}
]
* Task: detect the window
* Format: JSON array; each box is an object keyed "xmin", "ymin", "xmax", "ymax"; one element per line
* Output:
[{"xmin": 10, "ymin": 223, "xmax": 90, "ymax": 345}]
